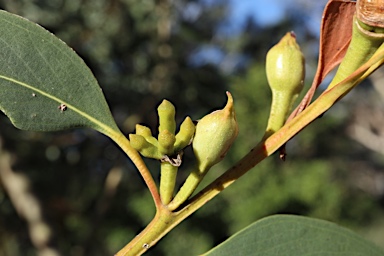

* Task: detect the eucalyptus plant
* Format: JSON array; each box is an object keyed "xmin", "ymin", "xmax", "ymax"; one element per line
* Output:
[{"xmin": 1, "ymin": 0, "xmax": 384, "ymax": 255}]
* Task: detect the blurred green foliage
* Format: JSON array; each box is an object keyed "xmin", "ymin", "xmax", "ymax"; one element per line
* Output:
[{"xmin": 0, "ymin": 0, "xmax": 383, "ymax": 255}]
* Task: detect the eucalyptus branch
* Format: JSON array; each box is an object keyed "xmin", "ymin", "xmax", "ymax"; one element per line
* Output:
[
  {"xmin": 185, "ymin": 42, "xmax": 384, "ymax": 217},
  {"xmin": 115, "ymin": 44, "xmax": 384, "ymax": 255},
  {"xmin": 1, "ymin": 3, "xmax": 384, "ymax": 255},
  {"xmin": 109, "ymin": 131, "xmax": 162, "ymax": 210}
]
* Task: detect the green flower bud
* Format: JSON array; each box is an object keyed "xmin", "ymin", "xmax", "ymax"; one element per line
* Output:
[
  {"xmin": 265, "ymin": 32, "xmax": 305, "ymax": 137},
  {"xmin": 135, "ymin": 124, "xmax": 152, "ymax": 137},
  {"xmin": 192, "ymin": 91, "xmax": 239, "ymax": 171},
  {"xmin": 129, "ymin": 134, "xmax": 162, "ymax": 159},
  {"xmin": 135, "ymin": 124, "xmax": 158, "ymax": 146},
  {"xmin": 174, "ymin": 116, "xmax": 195, "ymax": 152},
  {"xmin": 158, "ymin": 99, "xmax": 176, "ymax": 135},
  {"xmin": 168, "ymin": 92, "xmax": 238, "ymax": 211},
  {"xmin": 158, "ymin": 129, "xmax": 176, "ymax": 155}
]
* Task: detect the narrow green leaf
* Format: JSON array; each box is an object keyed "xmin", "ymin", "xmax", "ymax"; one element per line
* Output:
[
  {"xmin": 0, "ymin": 10, "xmax": 119, "ymax": 135},
  {"xmin": 203, "ymin": 215, "xmax": 384, "ymax": 256}
]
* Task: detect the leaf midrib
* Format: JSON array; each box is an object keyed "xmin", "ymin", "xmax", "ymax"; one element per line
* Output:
[{"xmin": 0, "ymin": 74, "xmax": 117, "ymax": 135}]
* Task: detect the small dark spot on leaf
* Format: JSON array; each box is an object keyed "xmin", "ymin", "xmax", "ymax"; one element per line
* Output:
[{"xmin": 58, "ymin": 103, "xmax": 67, "ymax": 112}]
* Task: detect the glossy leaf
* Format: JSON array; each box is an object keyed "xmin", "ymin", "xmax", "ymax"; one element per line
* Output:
[
  {"xmin": 0, "ymin": 10, "xmax": 120, "ymax": 135},
  {"xmin": 203, "ymin": 215, "xmax": 384, "ymax": 256}
]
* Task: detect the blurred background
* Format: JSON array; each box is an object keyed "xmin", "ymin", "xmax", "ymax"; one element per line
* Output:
[{"xmin": 0, "ymin": 0, "xmax": 384, "ymax": 255}]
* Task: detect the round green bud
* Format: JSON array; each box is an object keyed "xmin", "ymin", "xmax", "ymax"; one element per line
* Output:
[
  {"xmin": 158, "ymin": 129, "xmax": 176, "ymax": 155},
  {"xmin": 192, "ymin": 92, "xmax": 239, "ymax": 171},
  {"xmin": 264, "ymin": 32, "xmax": 305, "ymax": 137},
  {"xmin": 266, "ymin": 32, "xmax": 305, "ymax": 95}
]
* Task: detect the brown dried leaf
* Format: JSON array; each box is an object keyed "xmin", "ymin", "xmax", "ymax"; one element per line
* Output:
[{"xmin": 288, "ymin": 0, "xmax": 356, "ymax": 120}]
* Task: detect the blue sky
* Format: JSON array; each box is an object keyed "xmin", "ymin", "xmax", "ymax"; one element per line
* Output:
[
  {"xmin": 189, "ymin": 0, "xmax": 329, "ymax": 72},
  {"xmin": 224, "ymin": 0, "xmax": 328, "ymax": 35},
  {"xmin": 230, "ymin": 0, "xmax": 284, "ymax": 27}
]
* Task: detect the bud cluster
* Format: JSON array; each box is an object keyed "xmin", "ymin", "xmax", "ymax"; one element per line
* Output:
[{"xmin": 129, "ymin": 100, "xmax": 195, "ymax": 162}]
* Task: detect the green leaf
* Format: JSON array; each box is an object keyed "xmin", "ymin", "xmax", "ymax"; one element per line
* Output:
[
  {"xmin": 0, "ymin": 10, "xmax": 119, "ymax": 135},
  {"xmin": 203, "ymin": 215, "xmax": 384, "ymax": 256}
]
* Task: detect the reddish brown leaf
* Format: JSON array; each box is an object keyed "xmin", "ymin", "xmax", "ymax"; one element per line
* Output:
[{"xmin": 288, "ymin": 0, "xmax": 356, "ymax": 120}]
